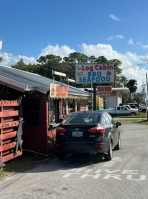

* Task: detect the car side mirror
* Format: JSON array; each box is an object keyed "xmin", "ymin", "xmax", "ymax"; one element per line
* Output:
[{"xmin": 116, "ymin": 122, "xmax": 121, "ymax": 127}]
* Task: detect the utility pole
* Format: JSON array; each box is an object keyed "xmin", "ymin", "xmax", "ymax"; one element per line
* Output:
[
  {"xmin": 146, "ymin": 73, "xmax": 148, "ymax": 121},
  {"xmin": 0, "ymin": 40, "xmax": 2, "ymax": 62},
  {"xmin": 93, "ymin": 83, "xmax": 96, "ymax": 111}
]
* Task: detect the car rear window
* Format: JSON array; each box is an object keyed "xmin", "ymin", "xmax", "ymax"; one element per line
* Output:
[{"xmin": 62, "ymin": 112, "xmax": 101, "ymax": 124}]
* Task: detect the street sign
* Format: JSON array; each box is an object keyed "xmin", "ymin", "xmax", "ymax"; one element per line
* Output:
[{"xmin": 75, "ymin": 63, "xmax": 114, "ymax": 84}]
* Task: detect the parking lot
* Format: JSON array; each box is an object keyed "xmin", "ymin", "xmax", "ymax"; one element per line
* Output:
[{"xmin": 0, "ymin": 123, "xmax": 148, "ymax": 199}]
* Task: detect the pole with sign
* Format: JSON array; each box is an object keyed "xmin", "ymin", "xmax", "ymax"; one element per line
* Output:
[
  {"xmin": 75, "ymin": 63, "xmax": 114, "ymax": 111},
  {"xmin": 93, "ymin": 83, "xmax": 96, "ymax": 110},
  {"xmin": 0, "ymin": 40, "xmax": 2, "ymax": 62},
  {"xmin": 146, "ymin": 73, "xmax": 148, "ymax": 121}
]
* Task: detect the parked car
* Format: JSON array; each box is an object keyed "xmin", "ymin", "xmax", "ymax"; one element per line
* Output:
[
  {"xmin": 103, "ymin": 106, "xmax": 138, "ymax": 115},
  {"xmin": 56, "ymin": 111, "xmax": 121, "ymax": 160},
  {"xmin": 128, "ymin": 104, "xmax": 138, "ymax": 110},
  {"xmin": 128, "ymin": 103, "xmax": 138, "ymax": 108},
  {"xmin": 119, "ymin": 104, "xmax": 138, "ymax": 111},
  {"xmin": 139, "ymin": 104, "xmax": 148, "ymax": 112},
  {"xmin": 125, "ymin": 105, "xmax": 138, "ymax": 111}
]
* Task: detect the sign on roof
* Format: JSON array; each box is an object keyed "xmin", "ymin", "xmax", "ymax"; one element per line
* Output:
[
  {"xmin": 50, "ymin": 84, "xmax": 68, "ymax": 98},
  {"xmin": 131, "ymin": 93, "xmax": 145, "ymax": 99},
  {"xmin": 75, "ymin": 63, "xmax": 114, "ymax": 84},
  {"xmin": 97, "ymin": 86, "xmax": 112, "ymax": 92}
]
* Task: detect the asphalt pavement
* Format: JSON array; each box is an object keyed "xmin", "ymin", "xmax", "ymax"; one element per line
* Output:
[{"xmin": 0, "ymin": 123, "xmax": 148, "ymax": 199}]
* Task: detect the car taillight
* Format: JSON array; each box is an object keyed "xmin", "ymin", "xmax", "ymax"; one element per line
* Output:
[
  {"xmin": 56, "ymin": 126, "xmax": 67, "ymax": 133},
  {"xmin": 88, "ymin": 125, "xmax": 104, "ymax": 133}
]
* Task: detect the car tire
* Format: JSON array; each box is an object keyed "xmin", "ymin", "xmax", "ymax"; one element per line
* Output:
[
  {"xmin": 142, "ymin": 109, "xmax": 146, "ymax": 113},
  {"xmin": 114, "ymin": 135, "xmax": 121, "ymax": 150},
  {"xmin": 104, "ymin": 141, "xmax": 113, "ymax": 161},
  {"xmin": 56, "ymin": 153, "xmax": 65, "ymax": 160},
  {"xmin": 131, "ymin": 112, "xmax": 136, "ymax": 115}
]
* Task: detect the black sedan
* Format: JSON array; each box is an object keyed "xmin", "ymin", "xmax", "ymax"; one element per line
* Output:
[{"xmin": 56, "ymin": 111, "xmax": 121, "ymax": 160}]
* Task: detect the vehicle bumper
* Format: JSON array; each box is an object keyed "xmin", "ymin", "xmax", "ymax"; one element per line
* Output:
[{"xmin": 56, "ymin": 141, "xmax": 107, "ymax": 154}]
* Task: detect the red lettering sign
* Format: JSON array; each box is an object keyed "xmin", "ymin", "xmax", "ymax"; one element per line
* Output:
[
  {"xmin": 97, "ymin": 86, "xmax": 112, "ymax": 93},
  {"xmin": 50, "ymin": 84, "xmax": 68, "ymax": 98}
]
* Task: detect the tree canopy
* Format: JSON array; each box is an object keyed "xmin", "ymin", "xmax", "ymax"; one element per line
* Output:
[{"xmin": 11, "ymin": 52, "xmax": 137, "ymax": 90}]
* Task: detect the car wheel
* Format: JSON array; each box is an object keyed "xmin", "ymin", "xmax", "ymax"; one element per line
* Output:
[
  {"xmin": 114, "ymin": 135, "xmax": 121, "ymax": 150},
  {"xmin": 131, "ymin": 112, "xmax": 136, "ymax": 116},
  {"xmin": 56, "ymin": 153, "xmax": 66, "ymax": 160},
  {"xmin": 104, "ymin": 141, "xmax": 113, "ymax": 161}
]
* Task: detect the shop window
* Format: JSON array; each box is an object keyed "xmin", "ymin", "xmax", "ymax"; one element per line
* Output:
[{"xmin": 23, "ymin": 98, "xmax": 41, "ymax": 127}]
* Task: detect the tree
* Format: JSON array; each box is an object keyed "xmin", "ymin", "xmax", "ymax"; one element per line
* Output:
[
  {"xmin": 37, "ymin": 54, "xmax": 62, "ymax": 65},
  {"xmin": 120, "ymin": 76, "xmax": 128, "ymax": 87},
  {"xmin": 12, "ymin": 59, "xmax": 40, "ymax": 74},
  {"xmin": 126, "ymin": 79, "xmax": 137, "ymax": 101},
  {"xmin": 89, "ymin": 56, "xmax": 97, "ymax": 63},
  {"xmin": 11, "ymin": 53, "xmax": 127, "ymax": 89},
  {"xmin": 12, "ymin": 59, "xmax": 27, "ymax": 70},
  {"xmin": 91, "ymin": 56, "xmax": 123, "ymax": 88},
  {"xmin": 95, "ymin": 56, "xmax": 109, "ymax": 63},
  {"xmin": 63, "ymin": 52, "xmax": 88, "ymax": 64},
  {"xmin": 36, "ymin": 54, "xmax": 63, "ymax": 78}
]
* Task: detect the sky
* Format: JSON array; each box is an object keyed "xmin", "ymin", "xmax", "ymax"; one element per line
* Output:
[{"xmin": 0, "ymin": 0, "xmax": 148, "ymax": 92}]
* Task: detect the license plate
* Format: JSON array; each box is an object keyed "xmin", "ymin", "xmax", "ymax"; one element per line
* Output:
[{"xmin": 72, "ymin": 131, "xmax": 83, "ymax": 137}]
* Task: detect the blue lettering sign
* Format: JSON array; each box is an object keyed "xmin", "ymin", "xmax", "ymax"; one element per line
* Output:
[
  {"xmin": 92, "ymin": 77, "xmax": 95, "ymax": 82},
  {"xmin": 87, "ymin": 77, "xmax": 91, "ymax": 82},
  {"xmin": 88, "ymin": 72, "xmax": 91, "ymax": 76},
  {"xmin": 92, "ymin": 72, "xmax": 96, "ymax": 76},
  {"xmin": 97, "ymin": 72, "xmax": 101, "ymax": 76},
  {"xmin": 83, "ymin": 77, "xmax": 86, "ymax": 82},
  {"xmin": 101, "ymin": 77, "xmax": 105, "ymax": 82},
  {"xmin": 106, "ymin": 77, "xmax": 111, "ymax": 82},
  {"xmin": 96, "ymin": 77, "xmax": 100, "ymax": 82},
  {"xmin": 79, "ymin": 77, "xmax": 82, "ymax": 82}
]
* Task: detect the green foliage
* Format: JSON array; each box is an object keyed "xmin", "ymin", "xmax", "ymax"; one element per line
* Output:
[
  {"xmin": 11, "ymin": 53, "xmax": 136, "ymax": 91},
  {"xmin": 63, "ymin": 52, "xmax": 89, "ymax": 64},
  {"xmin": 122, "ymin": 93, "xmax": 129, "ymax": 103},
  {"xmin": 126, "ymin": 79, "xmax": 137, "ymax": 93},
  {"xmin": 89, "ymin": 55, "xmax": 97, "ymax": 63}
]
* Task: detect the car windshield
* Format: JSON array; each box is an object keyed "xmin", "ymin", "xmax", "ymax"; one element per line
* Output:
[{"xmin": 62, "ymin": 112, "xmax": 101, "ymax": 124}]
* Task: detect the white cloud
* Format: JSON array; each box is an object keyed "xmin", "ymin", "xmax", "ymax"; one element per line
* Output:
[
  {"xmin": 109, "ymin": 14, "xmax": 120, "ymax": 21},
  {"xmin": 1, "ymin": 43, "xmax": 148, "ymax": 92},
  {"xmin": 39, "ymin": 44, "xmax": 75, "ymax": 58},
  {"xmin": 128, "ymin": 39, "xmax": 134, "ymax": 45},
  {"xmin": 108, "ymin": 35, "xmax": 124, "ymax": 40},
  {"xmin": 116, "ymin": 35, "xmax": 124, "ymax": 39},
  {"xmin": 136, "ymin": 41, "xmax": 148, "ymax": 49},
  {"xmin": 0, "ymin": 52, "xmax": 37, "ymax": 66},
  {"xmin": 81, "ymin": 43, "xmax": 148, "ymax": 92}
]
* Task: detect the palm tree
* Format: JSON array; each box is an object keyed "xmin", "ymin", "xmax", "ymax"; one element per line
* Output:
[{"xmin": 126, "ymin": 79, "xmax": 137, "ymax": 101}]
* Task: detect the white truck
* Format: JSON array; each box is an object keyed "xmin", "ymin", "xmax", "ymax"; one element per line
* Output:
[
  {"xmin": 103, "ymin": 106, "xmax": 138, "ymax": 115},
  {"xmin": 139, "ymin": 104, "xmax": 148, "ymax": 112}
]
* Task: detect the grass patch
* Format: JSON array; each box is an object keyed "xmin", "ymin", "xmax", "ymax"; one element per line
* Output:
[
  {"xmin": 0, "ymin": 151, "xmax": 48, "ymax": 179},
  {"xmin": 113, "ymin": 112, "xmax": 146, "ymax": 118},
  {"xmin": 115, "ymin": 118, "xmax": 148, "ymax": 125}
]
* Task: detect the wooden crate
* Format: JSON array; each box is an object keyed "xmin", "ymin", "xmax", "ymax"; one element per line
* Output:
[{"xmin": 0, "ymin": 100, "xmax": 23, "ymax": 167}]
